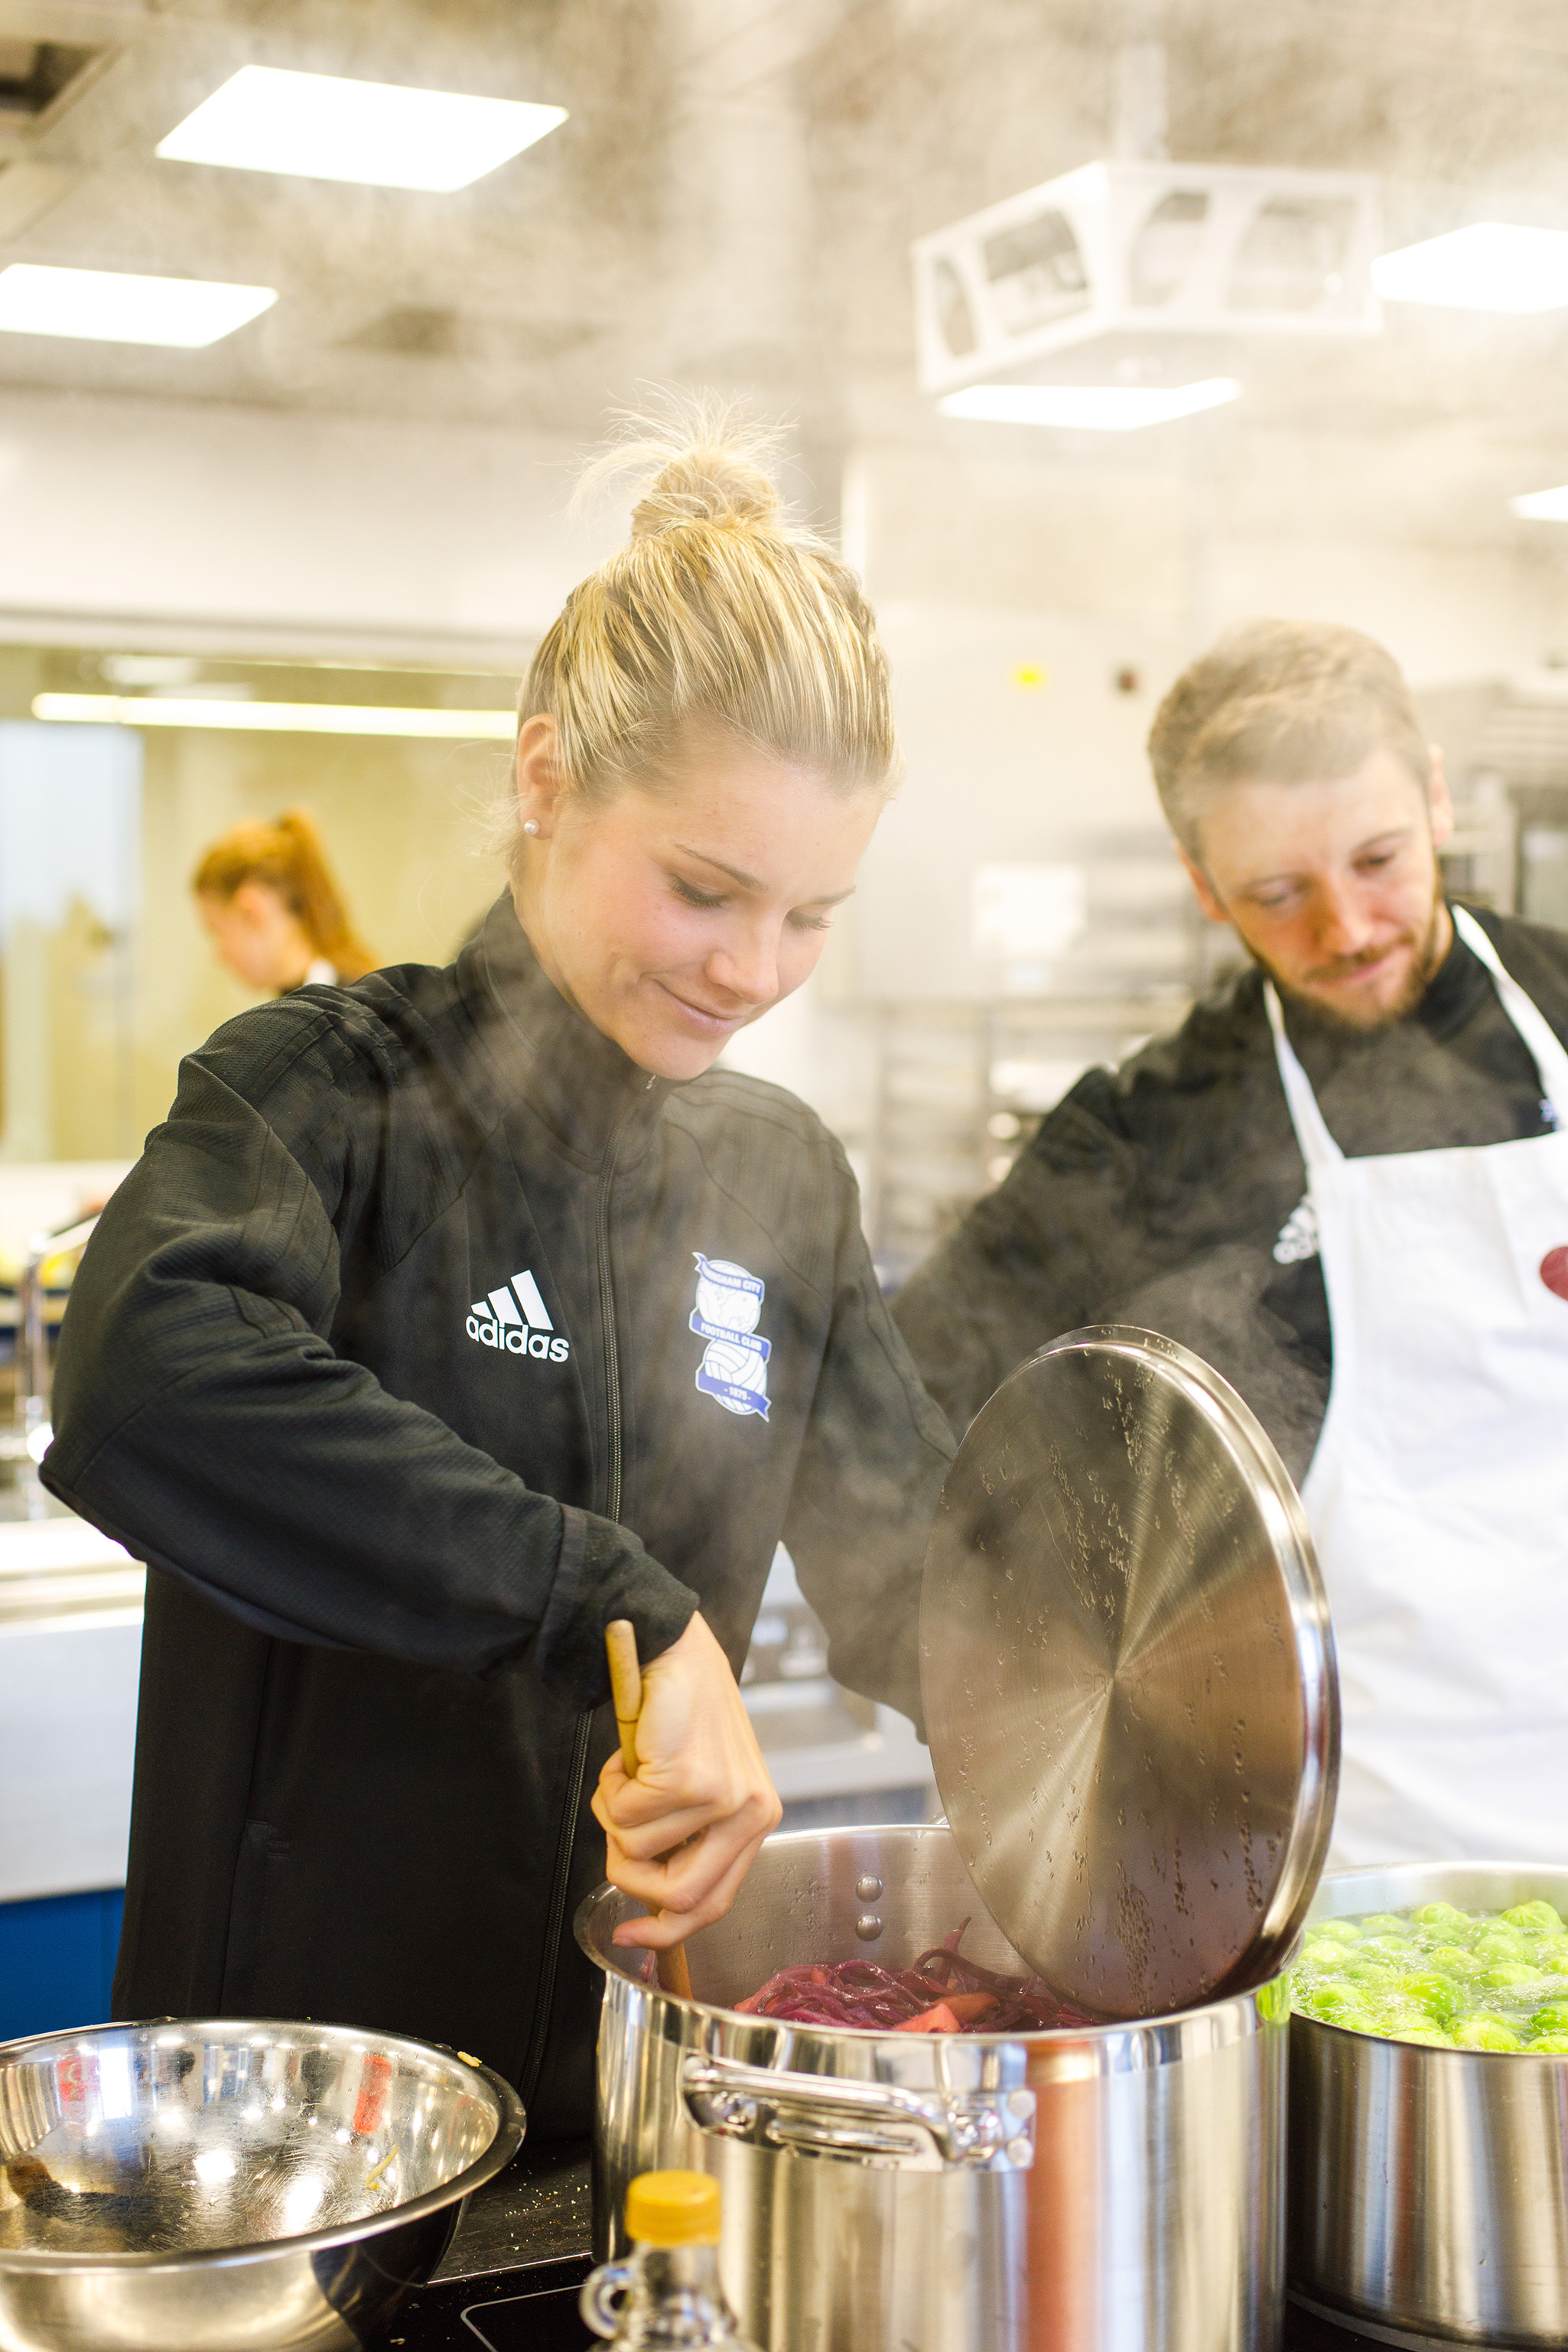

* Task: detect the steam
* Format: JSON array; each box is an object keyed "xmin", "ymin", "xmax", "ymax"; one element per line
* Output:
[{"xmin": 1115, "ymin": 1241, "xmax": 1328, "ymax": 1488}]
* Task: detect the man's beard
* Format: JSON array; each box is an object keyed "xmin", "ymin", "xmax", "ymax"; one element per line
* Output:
[{"xmin": 1251, "ymin": 883, "xmax": 1450, "ymax": 1036}]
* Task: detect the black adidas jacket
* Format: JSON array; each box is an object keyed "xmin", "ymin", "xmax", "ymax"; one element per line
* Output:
[
  {"xmin": 895, "ymin": 904, "xmax": 1568, "ymax": 1485},
  {"xmin": 44, "ymin": 896, "xmax": 954, "ymax": 2136}
]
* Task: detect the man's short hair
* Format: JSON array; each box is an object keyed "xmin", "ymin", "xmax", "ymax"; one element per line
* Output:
[{"xmin": 1148, "ymin": 620, "xmax": 1431, "ymax": 855}]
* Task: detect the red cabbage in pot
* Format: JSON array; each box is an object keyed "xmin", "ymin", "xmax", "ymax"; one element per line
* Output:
[{"xmin": 733, "ymin": 1922, "xmax": 1095, "ymax": 2033}]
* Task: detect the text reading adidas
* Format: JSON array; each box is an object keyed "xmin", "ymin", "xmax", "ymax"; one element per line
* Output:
[{"xmin": 467, "ymin": 1268, "xmax": 570, "ymax": 1361}]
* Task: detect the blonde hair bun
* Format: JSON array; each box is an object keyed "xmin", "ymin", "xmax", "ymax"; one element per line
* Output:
[
  {"xmin": 522, "ymin": 387, "xmax": 896, "ymax": 810},
  {"xmin": 629, "ymin": 444, "xmax": 780, "ymax": 540},
  {"xmin": 577, "ymin": 395, "xmax": 787, "ymax": 544}
]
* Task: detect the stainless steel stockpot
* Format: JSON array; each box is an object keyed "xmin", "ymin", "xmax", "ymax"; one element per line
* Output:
[
  {"xmin": 577, "ymin": 1823, "xmax": 1289, "ymax": 2352},
  {"xmin": 1289, "ymin": 1861, "xmax": 1568, "ymax": 2349}
]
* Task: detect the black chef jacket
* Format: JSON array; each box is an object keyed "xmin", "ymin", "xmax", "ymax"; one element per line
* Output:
[
  {"xmin": 44, "ymin": 896, "xmax": 953, "ymax": 2136},
  {"xmin": 893, "ymin": 903, "xmax": 1568, "ymax": 1485}
]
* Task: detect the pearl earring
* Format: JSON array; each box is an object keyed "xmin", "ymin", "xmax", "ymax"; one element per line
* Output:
[{"xmin": 522, "ymin": 818, "xmax": 540, "ymax": 837}]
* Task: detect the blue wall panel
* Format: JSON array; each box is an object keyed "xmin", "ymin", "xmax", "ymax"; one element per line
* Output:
[{"xmin": 0, "ymin": 1888, "xmax": 124, "ymax": 2042}]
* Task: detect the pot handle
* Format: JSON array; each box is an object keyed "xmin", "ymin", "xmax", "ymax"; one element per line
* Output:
[{"xmin": 680, "ymin": 2052, "xmax": 1035, "ymax": 2172}]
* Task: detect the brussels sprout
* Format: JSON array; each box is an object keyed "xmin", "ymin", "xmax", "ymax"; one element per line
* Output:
[
  {"xmin": 1394, "ymin": 2025, "xmax": 1453, "ymax": 2047},
  {"xmin": 1504, "ymin": 1901, "xmax": 1566, "ymax": 1935},
  {"xmin": 1363, "ymin": 2002, "xmax": 1434, "ymax": 2037},
  {"xmin": 1403, "ymin": 1973, "xmax": 1459, "ymax": 2022},
  {"xmin": 1300, "ymin": 1983, "xmax": 1373, "ymax": 2030},
  {"xmin": 1531, "ymin": 1998, "xmax": 1568, "ymax": 2033},
  {"xmin": 1358, "ymin": 1913, "xmax": 1414, "ymax": 1937},
  {"xmin": 1298, "ymin": 1934, "xmax": 1344, "ymax": 1965},
  {"xmin": 1528, "ymin": 2030, "xmax": 1568, "ymax": 2055},
  {"xmin": 1454, "ymin": 2015, "xmax": 1524, "ymax": 2052},
  {"xmin": 1342, "ymin": 1960, "xmax": 1401, "ymax": 1992},
  {"xmin": 1410, "ymin": 1902, "xmax": 1469, "ymax": 1931},
  {"xmin": 1481, "ymin": 1960, "xmax": 1546, "ymax": 1991},
  {"xmin": 1314, "ymin": 1918, "xmax": 1364, "ymax": 1944}
]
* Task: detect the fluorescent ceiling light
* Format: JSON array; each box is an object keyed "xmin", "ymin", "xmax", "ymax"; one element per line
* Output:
[
  {"xmin": 34, "ymin": 695, "xmax": 516, "ymax": 740},
  {"xmin": 157, "ymin": 65, "xmax": 568, "ymax": 192},
  {"xmin": 1512, "ymin": 485, "xmax": 1568, "ymax": 520},
  {"xmin": 938, "ymin": 379, "xmax": 1241, "ymax": 431},
  {"xmin": 0, "ymin": 263, "xmax": 275, "ymax": 347},
  {"xmin": 1373, "ymin": 223, "xmax": 1568, "ymax": 313}
]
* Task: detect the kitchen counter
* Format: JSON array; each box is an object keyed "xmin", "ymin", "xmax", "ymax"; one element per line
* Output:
[
  {"xmin": 372, "ymin": 2143, "xmax": 1449, "ymax": 2351},
  {"xmin": 0, "ymin": 1511, "xmax": 143, "ymax": 1913},
  {"xmin": 375, "ymin": 2140, "xmax": 594, "ymax": 2352}
]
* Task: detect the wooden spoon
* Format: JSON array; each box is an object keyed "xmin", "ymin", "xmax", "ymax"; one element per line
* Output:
[{"xmin": 604, "ymin": 1619, "xmax": 695, "ymax": 2001}]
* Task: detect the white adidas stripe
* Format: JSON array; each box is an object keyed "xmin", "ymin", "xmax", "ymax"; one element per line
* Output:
[
  {"xmin": 509, "ymin": 1270, "xmax": 553, "ymax": 1330},
  {"xmin": 468, "ymin": 1269, "xmax": 555, "ymax": 1332}
]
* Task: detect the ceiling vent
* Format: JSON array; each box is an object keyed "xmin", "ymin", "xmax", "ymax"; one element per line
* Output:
[
  {"xmin": 0, "ymin": 40, "xmax": 106, "ymax": 126},
  {"xmin": 912, "ymin": 159, "xmax": 1382, "ymax": 397},
  {"xmin": 347, "ymin": 304, "xmax": 464, "ymax": 358},
  {"xmin": 343, "ymin": 305, "xmax": 597, "ymax": 363}
]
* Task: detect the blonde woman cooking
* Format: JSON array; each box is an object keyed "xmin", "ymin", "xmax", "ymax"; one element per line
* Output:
[{"xmin": 45, "ymin": 404, "xmax": 954, "ymax": 2139}]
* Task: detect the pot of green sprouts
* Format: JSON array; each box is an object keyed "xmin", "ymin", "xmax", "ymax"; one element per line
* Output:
[{"xmin": 1287, "ymin": 1862, "xmax": 1568, "ymax": 2348}]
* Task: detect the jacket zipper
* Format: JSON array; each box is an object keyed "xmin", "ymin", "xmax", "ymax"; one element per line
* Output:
[{"xmin": 519, "ymin": 1102, "xmax": 633, "ymax": 2113}]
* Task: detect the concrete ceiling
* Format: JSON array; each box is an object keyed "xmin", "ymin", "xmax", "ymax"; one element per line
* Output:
[{"xmin": 0, "ymin": 0, "xmax": 1565, "ymax": 494}]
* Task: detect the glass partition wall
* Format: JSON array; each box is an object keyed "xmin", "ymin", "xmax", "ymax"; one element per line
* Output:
[
  {"xmin": 0, "ymin": 642, "xmax": 517, "ymax": 1493},
  {"xmin": 0, "ymin": 643, "xmax": 516, "ymax": 1167},
  {"xmin": 0, "ymin": 715, "xmax": 142, "ymax": 1164}
]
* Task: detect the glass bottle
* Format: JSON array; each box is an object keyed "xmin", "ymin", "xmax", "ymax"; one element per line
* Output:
[{"xmin": 579, "ymin": 2168, "xmax": 760, "ymax": 2347}]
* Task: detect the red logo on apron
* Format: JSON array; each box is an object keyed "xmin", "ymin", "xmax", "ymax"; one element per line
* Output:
[{"xmin": 1540, "ymin": 1248, "xmax": 1568, "ymax": 1302}]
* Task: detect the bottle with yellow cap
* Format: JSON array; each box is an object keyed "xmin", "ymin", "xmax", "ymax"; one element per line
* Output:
[{"xmin": 579, "ymin": 2169, "xmax": 760, "ymax": 2347}]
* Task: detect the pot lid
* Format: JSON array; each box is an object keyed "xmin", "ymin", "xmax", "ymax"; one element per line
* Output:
[{"xmin": 922, "ymin": 1326, "xmax": 1339, "ymax": 2020}]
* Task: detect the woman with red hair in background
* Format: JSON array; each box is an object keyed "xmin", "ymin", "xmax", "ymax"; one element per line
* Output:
[{"xmin": 193, "ymin": 806, "xmax": 376, "ymax": 994}]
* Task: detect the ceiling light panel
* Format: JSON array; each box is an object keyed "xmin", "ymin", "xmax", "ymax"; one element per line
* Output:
[
  {"xmin": 1373, "ymin": 224, "xmax": 1568, "ymax": 314},
  {"xmin": 938, "ymin": 379, "xmax": 1241, "ymax": 431},
  {"xmin": 157, "ymin": 66, "xmax": 568, "ymax": 193},
  {"xmin": 0, "ymin": 264, "xmax": 275, "ymax": 346},
  {"xmin": 1512, "ymin": 486, "xmax": 1568, "ymax": 521},
  {"xmin": 34, "ymin": 695, "xmax": 516, "ymax": 740}
]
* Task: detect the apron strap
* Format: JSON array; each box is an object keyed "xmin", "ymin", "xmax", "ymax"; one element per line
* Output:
[
  {"xmin": 1263, "ymin": 981, "xmax": 1345, "ymax": 1169},
  {"xmin": 1450, "ymin": 905, "xmax": 1568, "ymax": 1127}
]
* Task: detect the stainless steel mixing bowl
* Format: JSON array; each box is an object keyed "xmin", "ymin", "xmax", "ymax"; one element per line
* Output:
[{"xmin": 0, "ymin": 2017, "xmax": 525, "ymax": 2352}]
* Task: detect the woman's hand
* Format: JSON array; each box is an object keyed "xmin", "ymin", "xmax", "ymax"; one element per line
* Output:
[{"xmin": 592, "ymin": 1611, "xmax": 782, "ymax": 1950}]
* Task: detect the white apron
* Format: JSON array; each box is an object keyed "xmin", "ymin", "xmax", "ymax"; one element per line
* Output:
[{"xmin": 1265, "ymin": 907, "xmax": 1568, "ymax": 1866}]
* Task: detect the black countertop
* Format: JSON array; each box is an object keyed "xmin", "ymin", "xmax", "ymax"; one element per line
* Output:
[
  {"xmin": 372, "ymin": 2143, "xmax": 1441, "ymax": 2352},
  {"xmin": 376, "ymin": 2140, "xmax": 594, "ymax": 2352}
]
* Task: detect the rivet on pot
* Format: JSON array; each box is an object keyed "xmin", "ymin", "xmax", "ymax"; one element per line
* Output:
[
  {"xmin": 854, "ymin": 1913, "xmax": 883, "ymax": 1941},
  {"xmin": 855, "ymin": 1875, "xmax": 883, "ymax": 1902}
]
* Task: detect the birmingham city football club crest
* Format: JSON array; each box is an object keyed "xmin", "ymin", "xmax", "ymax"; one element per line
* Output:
[{"xmin": 689, "ymin": 1253, "xmax": 771, "ymax": 1420}]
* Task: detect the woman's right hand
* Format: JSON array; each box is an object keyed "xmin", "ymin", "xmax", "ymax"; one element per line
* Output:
[{"xmin": 591, "ymin": 1612, "xmax": 781, "ymax": 1949}]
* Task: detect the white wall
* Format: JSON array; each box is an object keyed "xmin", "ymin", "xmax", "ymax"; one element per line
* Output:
[
  {"xmin": 855, "ymin": 600, "xmax": 1183, "ymax": 1000},
  {"xmin": 0, "ymin": 388, "xmax": 618, "ymax": 659}
]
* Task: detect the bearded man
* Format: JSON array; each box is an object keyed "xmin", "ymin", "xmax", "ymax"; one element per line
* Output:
[{"xmin": 893, "ymin": 619, "xmax": 1568, "ymax": 1868}]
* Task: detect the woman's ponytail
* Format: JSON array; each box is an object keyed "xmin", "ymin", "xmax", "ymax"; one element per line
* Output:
[{"xmin": 192, "ymin": 808, "xmax": 376, "ymax": 981}]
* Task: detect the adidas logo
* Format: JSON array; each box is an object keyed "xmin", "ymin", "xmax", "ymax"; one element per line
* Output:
[{"xmin": 466, "ymin": 1270, "xmax": 571, "ymax": 1362}]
